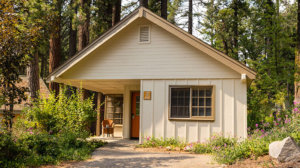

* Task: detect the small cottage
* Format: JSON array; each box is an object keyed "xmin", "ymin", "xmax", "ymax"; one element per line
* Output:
[{"xmin": 48, "ymin": 7, "xmax": 256, "ymax": 143}]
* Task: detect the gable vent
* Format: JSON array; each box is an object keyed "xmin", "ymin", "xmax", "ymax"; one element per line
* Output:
[{"xmin": 139, "ymin": 26, "xmax": 150, "ymax": 43}]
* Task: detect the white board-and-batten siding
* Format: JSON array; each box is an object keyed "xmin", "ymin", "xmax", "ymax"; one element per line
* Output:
[
  {"xmin": 61, "ymin": 18, "xmax": 240, "ymax": 80},
  {"xmin": 140, "ymin": 79, "xmax": 247, "ymax": 143}
]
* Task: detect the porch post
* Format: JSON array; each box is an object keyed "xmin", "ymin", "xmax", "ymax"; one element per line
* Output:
[{"xmin": 96, "ymin": 92, "xmax": 102, "ymax": 136}]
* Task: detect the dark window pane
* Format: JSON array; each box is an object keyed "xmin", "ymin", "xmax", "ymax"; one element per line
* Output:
[
  {"xmin": 185, "ymin": 89, "xmax": 190, "ymax": 97},
  {"xmin": 206, "ymin": 98, "xmax": 211, "ymax": 106},
  {"xmin": 206, "ymin": 108, "xmax": 211, "ymax": 116},
  {"xmin": 206, "ymin": 89, "xmax": 212, "ymax": 97},
  {"xmin": 179, "ymin": 90, "xmax": 184, "ymax": 97},
  {"xmin": 171, "ymin": 107, "xmax": 177, "ymax": 117},
  {"xmin": 184, "ymin": 107, "xmax": 190, "ymax": 118},
  {"xmin": 184, "ymin": 97, "xmax": 190, "ymax": 106},
  {"xmin": 199, "ymin": 90, "xmax": 205, "ymax": 97},
  {"xmin": 199, "ymin": 98, "xmax": 205, "ymax": 106},
  {"xmin": 199, "ymin": 108, "xmax": 205, "ymax": 116},
  {"xmin": 136, "ymin": 96, "xmax": 140, "ymax": 116},
  {"xmin": 171, "ymin": 98, "xmax": 177, "ymax": 106},
  {"xmin": 178, "ymin": 98, "xmax": 183, "ymax": 106},
  {"xmin": 192, "ymin": 107, "xmax": 198, "ymax": 116},
  {"xmin": 192, "ymin": 89, "xmax": 198, "ymax": 97},
  {"xmin": 192, "ymin": 98, "xmax": 198, "ymax": 106},
  {"xmin": 170, "ymin": 88, "xmax": 190, "ymax": 118}
]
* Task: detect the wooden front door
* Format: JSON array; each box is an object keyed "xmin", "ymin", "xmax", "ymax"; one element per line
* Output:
[{"xmin": 131, "ymin": 92, "xmax": 140, "ymax": 138}]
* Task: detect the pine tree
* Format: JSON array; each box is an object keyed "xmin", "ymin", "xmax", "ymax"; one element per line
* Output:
[
  {"xmin": 161, "ymin": 0, "xmax": 168, "ymax": 19},
  {"xmin": 140, "ymin": 0, "xmax": 149, "ymax": 7},
  {"xmin": 112, "ymin": 0, "xmax": 121, "ymax": 26},
  {"xmin": 188, "ymin": 0, "xmax": 193, "ymax": 34},
  {"xmin": 49, "ymin": 0, "xmax": 62, "ymax": 94}
]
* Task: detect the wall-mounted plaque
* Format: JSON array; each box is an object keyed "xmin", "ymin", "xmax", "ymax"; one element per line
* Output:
[{"xmin": 144, "ymin": 91, "xmax": 151, "ymax": 100}]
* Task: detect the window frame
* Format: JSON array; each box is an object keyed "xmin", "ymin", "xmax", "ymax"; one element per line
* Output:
[
  {"xmin": 168, "ymin": 85, "xmax": 215, "ymax": 121},
  {"xmin": 105, "ymin": 94, "xmax": 124, "ymax": 126}
]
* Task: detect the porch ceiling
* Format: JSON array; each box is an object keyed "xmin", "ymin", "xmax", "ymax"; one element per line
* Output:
[{"xmin": 55, "ymin": 79, "xmax": 140, "ymax": 94}]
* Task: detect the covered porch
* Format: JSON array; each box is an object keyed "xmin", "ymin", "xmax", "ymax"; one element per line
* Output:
[{"xmin": 56, "ymin": 78, "xmax": 141, "ymax": 139}]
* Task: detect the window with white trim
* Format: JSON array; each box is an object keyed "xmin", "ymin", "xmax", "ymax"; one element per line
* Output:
[{"xmin": 169, "ymin": 86, "xmax": 214, "ymax": 120}]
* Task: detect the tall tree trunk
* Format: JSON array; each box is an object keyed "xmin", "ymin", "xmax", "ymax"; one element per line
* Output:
[
  {"xmin": 223, "ymin": 38, "xmax": 229, "ymax": 55},
  {"xmin": 78, "ymin": 0, "xmax": 91, "ymax": 51},
  {"xmin": 295, "ymin": 0, "xmax": 300, "ymax": 102},
  {"xmin": 140, "ymin": 0, "xmax": 148, "ymax": 8},
  {"xmin": 161, "ymin": 0, "xmax": 167, "ymax": 19},
  {"xmin": 28, "ymin": 51, "xmax": 40, "ymax": 100},
  {"xmin": 78, "ymin": 0, "xmax": 91, "ymax": 97},
  {"xmin": 233, "ymin": 0, "xmax": 238, "ymax": 60},
  {"xmin": 8, "ymin": 96, "xmax": 14, "ymax": 131},
  {"xmin": 112, "ymin": 0, "xmax": 121, "ymax": 26},
  {"xmin": 188, "ymin": 0, "xmax": 193, "ymax": 34},
  {"xmin": 69, "ymin": 0, "xmax": 77, "ymax": 57},
  {"xmin": 49, "ymin": 0, "xmax": 62, "ymax": 94},
  {"xmin": 40, "ymin": 53, "xmax": 45, "ymax": 79}
]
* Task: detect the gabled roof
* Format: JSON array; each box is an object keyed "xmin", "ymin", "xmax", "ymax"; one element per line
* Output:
[{"xmin": 47, "ymin": 7, "xmax": 256, "ymax": 81}]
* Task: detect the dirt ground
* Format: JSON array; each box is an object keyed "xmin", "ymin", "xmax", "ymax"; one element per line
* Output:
[{"xmin": 227, "ymin": 155, "xmax": 300, "ymax": 168}]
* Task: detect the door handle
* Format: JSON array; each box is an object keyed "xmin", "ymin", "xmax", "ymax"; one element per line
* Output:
[{"xmin": 131, "ymin": 113, "xmax": 134, "ymax": 119}]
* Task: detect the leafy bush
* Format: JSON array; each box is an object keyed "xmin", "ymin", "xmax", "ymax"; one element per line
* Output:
[
  {"xmin": 193, "ymin": 134, "xmax": 236, "ymax": 154},
  {"xmin": 0, "ymin": 87, "xmax": 106, "ymax": 168},
  {"xmin": 0, "ymin": 131, "xmax": 106, "ymax": 167},
  {"xmin": 18, "ymin": 87, "xmax": 95, "ymax": 136},
  {"xmin": 214, "ymin": 108, "xmax": 300, "ymax": 164}
]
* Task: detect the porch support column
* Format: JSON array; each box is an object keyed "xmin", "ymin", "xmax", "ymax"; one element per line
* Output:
[{"xmin": 96, "ymin": 92, "xmax": 102, "ymax": 136}]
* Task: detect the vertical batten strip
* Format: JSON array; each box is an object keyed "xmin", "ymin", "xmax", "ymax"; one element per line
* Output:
[
  {"xmin": 152, "ymin": 80, "xmax": 155, "ymax": 138},
  {"xmin": 244, "ymin": 82, "xmax": 248, "ymax": 139},
  {"xmin": 185, "ymin": 122, "xmax": 188, "ymax": 142},
  {"xmin": 221, "ymin": 80, "xmax": 224, "ymax": 136},
  {"xmin": 174, "ymin": 79, "xmax": 177, "ymax": 139},
  {"xmin": 233, "ymin": 80, "xmax": 236, "ymax": 137},
  {"xmin": 139, "ymin": 80, "xmax": 143, "ymax": 144},
  {"xmin": 163, "ymin": 80, "xmax": 166, "ymax": 140}
]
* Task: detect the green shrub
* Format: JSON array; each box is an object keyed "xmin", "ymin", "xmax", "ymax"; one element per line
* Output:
[
  {"xmin": 193, "ymin": 134, "xmax": 237, "ymax": 154},
  {"xmin": 214, "ymin": 138, "xmax": 269, "ymax": 164},
  {"xmin": 0, "ymin": 132, "xmax": 106, "ymax": 168},
  {"xmin": 0, "ymin": 87, "xmax": 106, "ymax": 168},
  {"xmin": 21, "ymin": 87, "xmax": 96, "ymax": 136}
]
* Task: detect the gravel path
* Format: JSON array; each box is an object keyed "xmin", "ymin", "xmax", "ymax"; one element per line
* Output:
[{"xmin": 61, "ymin": 138, "xmax": 222, "ymax": 168}]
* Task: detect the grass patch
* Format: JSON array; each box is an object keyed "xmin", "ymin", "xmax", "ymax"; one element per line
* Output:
[{"xmin": 137, "ymin": 137, "xmax": 186, "ymax": 150}]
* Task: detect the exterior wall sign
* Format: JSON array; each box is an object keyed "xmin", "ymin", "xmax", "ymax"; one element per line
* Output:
[{"xmin": 144, "ymin": 91, "xmax": 151, "ymax": 100}]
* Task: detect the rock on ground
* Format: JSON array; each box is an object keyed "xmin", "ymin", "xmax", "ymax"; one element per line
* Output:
[{"xmin": 269, "ymin": 137, "xmax": 300, "ymax": 162}]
